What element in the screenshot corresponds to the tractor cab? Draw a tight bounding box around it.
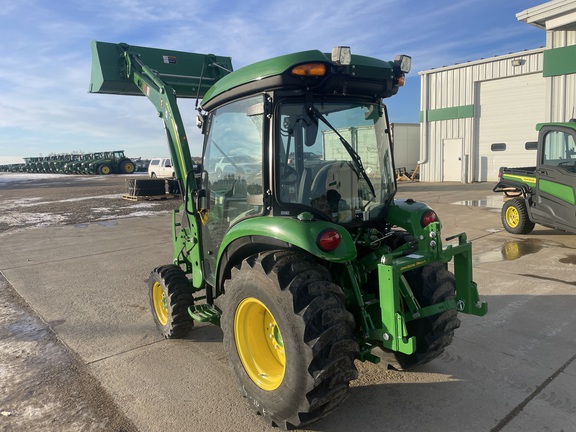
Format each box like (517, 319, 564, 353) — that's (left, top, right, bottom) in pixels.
(196, 49, 407, 285)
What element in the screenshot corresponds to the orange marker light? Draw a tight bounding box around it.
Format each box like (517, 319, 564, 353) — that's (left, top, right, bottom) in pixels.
(291, 63, 327, 77)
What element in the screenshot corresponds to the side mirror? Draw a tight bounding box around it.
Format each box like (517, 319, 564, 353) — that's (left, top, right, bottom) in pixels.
(305, 118, 318, 147)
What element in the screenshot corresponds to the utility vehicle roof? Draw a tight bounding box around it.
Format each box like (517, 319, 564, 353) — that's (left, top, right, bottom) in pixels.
(536, 121, 576, 131)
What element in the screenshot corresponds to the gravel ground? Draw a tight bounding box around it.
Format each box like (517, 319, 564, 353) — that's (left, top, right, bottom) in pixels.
(0, 173, 179, 431)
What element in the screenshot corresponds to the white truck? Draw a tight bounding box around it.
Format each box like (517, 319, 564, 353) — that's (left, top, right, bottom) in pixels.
(148, 157, 174, 178)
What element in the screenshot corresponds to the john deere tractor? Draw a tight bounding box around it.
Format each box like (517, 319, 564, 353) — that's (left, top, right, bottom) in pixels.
(90, 41, 487, 429)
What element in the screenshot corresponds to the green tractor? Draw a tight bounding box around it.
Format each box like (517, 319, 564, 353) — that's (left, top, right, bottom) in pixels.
(63, 154, 89, 174)
(87, 150, 136, 175)
(90, 41, 487, 429)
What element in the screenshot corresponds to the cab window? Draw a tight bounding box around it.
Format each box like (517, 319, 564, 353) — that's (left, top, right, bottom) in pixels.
(543, 130, 576, 171)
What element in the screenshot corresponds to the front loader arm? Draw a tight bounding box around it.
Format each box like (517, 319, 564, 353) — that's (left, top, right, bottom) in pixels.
(89, 40, 233, 188)
(89, 40, 233, 288)
(122, 52, 194, 185)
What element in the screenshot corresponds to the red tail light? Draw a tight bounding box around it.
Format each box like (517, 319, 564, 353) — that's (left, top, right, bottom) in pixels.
(317, 229, 341, 252)
(421, 210, 438, 227)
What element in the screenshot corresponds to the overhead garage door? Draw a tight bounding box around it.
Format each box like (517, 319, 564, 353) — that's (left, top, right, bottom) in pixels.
(477, 73, 545, 181)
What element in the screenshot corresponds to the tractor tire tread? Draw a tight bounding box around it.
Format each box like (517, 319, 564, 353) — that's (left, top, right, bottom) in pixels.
(148, 265, 194, 339)
(221, 250, 358, 430)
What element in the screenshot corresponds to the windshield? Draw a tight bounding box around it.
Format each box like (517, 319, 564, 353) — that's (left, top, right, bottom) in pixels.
(277, 101, 395, 223)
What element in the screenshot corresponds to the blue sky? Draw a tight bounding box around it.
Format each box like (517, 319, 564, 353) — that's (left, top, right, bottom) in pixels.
(0, 0, 545, 164)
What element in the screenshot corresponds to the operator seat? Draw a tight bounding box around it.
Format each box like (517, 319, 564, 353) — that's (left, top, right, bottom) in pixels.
(309, 161, 358, 219)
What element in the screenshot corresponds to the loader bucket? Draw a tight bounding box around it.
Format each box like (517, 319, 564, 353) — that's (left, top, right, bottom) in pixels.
(89, 40, 233, 99)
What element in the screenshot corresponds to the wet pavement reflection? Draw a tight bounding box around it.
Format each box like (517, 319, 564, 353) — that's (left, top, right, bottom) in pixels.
(475, 238, 568, 264)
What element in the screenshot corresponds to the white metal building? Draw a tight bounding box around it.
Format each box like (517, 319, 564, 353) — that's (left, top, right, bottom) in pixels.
(419, 0, 576, 182)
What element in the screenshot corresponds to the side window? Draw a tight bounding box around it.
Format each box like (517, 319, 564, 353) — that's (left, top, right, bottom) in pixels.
(543, 130, 576, 169)
(203, 95, 264, 226)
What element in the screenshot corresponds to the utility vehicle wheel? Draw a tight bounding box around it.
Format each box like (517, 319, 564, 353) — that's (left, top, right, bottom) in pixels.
(98, 164, 111, 175)
(385, 262, 461, 370)
(502, 198, 535, 234)
(220, 250, 358, 430)
(148, 265, 194, 338)
(120, 160, 136, 174)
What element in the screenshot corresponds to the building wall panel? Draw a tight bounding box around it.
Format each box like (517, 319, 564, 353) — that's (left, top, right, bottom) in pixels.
(419, 49, 544, 182)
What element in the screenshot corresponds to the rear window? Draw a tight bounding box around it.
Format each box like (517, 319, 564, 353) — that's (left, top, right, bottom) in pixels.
(150, 160, 160, 166)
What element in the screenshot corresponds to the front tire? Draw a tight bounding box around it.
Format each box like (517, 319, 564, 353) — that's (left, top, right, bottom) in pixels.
(120, 160, 136, 174)
(98, 164, 111, 175)
(220, 250, 358, 430)
(502, 198, 535, 234)
(148, 265, 194, 338)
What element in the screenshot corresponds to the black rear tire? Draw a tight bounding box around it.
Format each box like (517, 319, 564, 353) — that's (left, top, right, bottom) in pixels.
(502, 198, 535, 234)
(148, 265, 194, 338)
(219, 250, 358, 430)
(383, 262, 461, 370)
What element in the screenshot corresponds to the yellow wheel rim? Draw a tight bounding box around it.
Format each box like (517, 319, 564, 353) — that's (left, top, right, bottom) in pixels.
(152, 282, 169, 326)
(234, 298, 285, 391)
(101, 166, 111, 175)
(505, 205, 519, 228)
(124, 163, 135, 173)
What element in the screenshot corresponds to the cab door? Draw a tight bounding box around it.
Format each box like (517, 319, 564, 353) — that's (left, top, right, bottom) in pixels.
(533, 126, 576, 232)
(200, 95, 266, 286)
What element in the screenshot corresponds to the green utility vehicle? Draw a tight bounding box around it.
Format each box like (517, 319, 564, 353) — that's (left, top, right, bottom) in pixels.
(494, 121, 576, 234)
(90, 41, 487, 429)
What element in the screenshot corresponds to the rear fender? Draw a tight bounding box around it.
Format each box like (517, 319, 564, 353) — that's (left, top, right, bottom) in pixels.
(386, 199, 441, 248)
(215, 216, 356, 288)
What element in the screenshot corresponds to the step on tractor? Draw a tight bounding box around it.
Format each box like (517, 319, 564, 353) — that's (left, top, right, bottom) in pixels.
(90, 41, 487, 429)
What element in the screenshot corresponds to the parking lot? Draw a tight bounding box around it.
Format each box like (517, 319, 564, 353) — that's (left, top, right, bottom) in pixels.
(0, 175, 575, 431)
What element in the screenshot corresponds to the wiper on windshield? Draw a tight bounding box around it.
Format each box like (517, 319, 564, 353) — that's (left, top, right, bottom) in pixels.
(307, 106, 376, 197)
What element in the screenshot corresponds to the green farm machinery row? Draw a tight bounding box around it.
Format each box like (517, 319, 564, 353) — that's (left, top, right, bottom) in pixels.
(0, 150, 135, 175)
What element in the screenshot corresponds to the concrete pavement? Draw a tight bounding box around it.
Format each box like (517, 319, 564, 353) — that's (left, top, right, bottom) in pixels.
(1, 182, 575, 431)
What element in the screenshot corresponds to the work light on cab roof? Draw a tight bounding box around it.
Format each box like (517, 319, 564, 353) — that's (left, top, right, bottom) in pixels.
(290, 46, 411, 86)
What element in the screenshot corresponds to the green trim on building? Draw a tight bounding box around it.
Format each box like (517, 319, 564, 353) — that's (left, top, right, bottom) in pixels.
(539, 179, 576, 205)
(543, 45, 576, 77)
(419, 105, 474, 122)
